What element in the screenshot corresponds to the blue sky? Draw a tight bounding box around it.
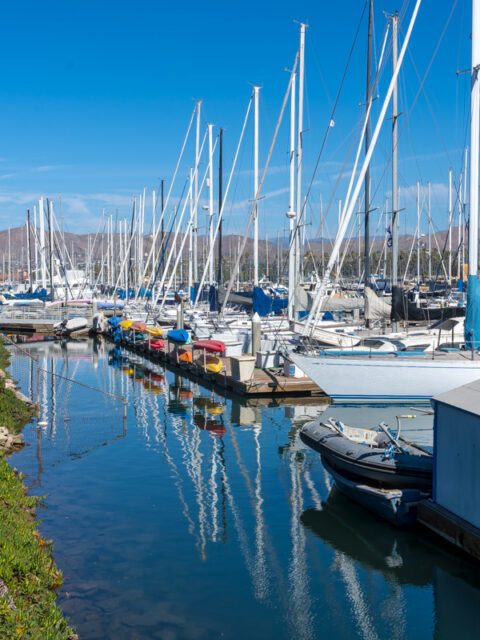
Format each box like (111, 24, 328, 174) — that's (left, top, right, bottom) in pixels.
(0, 0, 473, 241)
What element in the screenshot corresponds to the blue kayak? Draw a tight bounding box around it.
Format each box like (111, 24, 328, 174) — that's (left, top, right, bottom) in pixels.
(167, 329, 190, 344)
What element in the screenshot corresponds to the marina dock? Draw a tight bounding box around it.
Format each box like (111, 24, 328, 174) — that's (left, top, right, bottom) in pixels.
(110, 335, 326, 399)
(0, 318, 58, 334)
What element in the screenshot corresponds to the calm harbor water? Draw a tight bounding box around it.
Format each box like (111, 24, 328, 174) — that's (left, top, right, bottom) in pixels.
(6, 338, 480, 640)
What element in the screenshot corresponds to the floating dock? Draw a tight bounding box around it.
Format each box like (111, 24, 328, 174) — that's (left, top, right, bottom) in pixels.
(418, 500, 480, 561)
(0, 318, 58, 334)
(111, 336, 326, 399)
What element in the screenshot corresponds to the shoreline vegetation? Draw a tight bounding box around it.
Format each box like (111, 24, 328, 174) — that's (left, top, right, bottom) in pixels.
(0, 337, 77, 639)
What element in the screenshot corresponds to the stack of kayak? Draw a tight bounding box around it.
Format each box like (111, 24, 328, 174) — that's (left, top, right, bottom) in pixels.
(167, 329, 193, 364)
(193, 339, 225, 374)
(146, 327, 164, 352)
(300, 416, 433, 526)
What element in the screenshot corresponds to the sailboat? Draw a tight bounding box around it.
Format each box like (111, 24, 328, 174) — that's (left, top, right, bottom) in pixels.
(290, 0, 480, 402)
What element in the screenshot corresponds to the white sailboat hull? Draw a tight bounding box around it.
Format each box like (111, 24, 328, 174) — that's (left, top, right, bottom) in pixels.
(289, 353, 480, 402)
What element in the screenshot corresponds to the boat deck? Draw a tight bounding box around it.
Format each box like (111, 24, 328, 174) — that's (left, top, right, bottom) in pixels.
(302, 349, 480, 363)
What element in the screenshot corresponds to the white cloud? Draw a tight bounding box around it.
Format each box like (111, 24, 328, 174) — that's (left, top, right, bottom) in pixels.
(32, 165, 58, 172)
(398, 182, 449, 202)
(86, 192, 134, 207)
(62, 196, 91, 216)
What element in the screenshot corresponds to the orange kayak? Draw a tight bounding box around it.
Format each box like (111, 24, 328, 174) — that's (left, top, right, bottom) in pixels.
(178, 349, 193, 363)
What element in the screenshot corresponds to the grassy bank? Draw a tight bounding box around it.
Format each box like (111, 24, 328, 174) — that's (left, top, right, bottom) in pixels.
(0, 338, 76, 639)
(0, 341, 35, 434)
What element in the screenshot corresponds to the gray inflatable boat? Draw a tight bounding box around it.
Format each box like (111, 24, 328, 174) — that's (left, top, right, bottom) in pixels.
(300, 420, 432, 492)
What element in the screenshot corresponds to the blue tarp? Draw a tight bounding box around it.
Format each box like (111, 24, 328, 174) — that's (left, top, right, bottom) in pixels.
(209, 285, 219, 311)
(108, 316, 122, 327)
(13, 288, 49, 300)
(252, 287, 288, 316)
(465, 275, 480, 349)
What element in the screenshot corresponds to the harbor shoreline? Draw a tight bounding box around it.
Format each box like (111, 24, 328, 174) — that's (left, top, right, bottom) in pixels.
(0, 337, 77, 639)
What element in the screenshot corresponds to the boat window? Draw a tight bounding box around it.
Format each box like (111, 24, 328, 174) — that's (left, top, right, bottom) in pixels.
(359, 339, 384, 349)
(405, 344, 429, 352)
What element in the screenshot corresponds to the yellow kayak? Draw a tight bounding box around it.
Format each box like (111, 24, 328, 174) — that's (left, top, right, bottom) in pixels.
(146, 326, 163, 337)
(206, 401, 224, 416)
(197, 355, 223, 374)
(119, 319, 133, 329)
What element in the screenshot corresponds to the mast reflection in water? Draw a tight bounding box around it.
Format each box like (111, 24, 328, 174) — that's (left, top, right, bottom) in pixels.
(6, 339, 480, 640)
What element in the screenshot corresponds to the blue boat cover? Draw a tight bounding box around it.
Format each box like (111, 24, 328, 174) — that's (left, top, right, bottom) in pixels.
(465, 275, 480, 349)
(252, 287, 287, 316)
(209, 285, 219, 311)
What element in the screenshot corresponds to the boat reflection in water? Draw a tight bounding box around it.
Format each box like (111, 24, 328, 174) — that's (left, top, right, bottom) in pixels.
(302, 487, 480, 640)
(5, 339, 480, 640)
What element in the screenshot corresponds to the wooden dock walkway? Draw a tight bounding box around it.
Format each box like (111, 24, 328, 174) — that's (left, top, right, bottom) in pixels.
(0, 318, 58, 334)
(112, 337, 327, 399)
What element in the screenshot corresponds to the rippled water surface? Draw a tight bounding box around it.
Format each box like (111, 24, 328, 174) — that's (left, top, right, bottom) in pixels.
(7, 338, 480, 640)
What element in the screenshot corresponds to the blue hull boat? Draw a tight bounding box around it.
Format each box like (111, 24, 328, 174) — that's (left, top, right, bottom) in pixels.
(322, 459, 426, 526)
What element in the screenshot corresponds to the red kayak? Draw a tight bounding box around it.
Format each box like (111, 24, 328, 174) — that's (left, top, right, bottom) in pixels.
(149, 339, 165, 350)
(193, 339, 226, 354)
(194, 414, 227, 437)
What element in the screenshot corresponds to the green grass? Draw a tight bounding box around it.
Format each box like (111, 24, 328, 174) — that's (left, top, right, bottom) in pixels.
(0, 341, 35, 434)
(0, 338, 76, 639)
(0, 339, 11, 371)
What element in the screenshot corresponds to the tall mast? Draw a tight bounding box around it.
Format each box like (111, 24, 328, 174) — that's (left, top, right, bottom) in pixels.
(448, 169, 452, 284)
(391, 10, 399, 329)
(33, 206, 38, 289)
(295, 23, 306, 286)
(193, 100, 201, 282)
(428, 181, 432, 281)
(320, 194, 324, 274)
(39, 197, 47, 290)
(208, 123, 215, 284)
(277, 231, 280, 283)
(463, 146, 468, 272)
(160, 179, 165, 283)
(188, 168, 194, 296)
(287, 71, 296, 321)
(152, 189, 156, 284)
(336, 201, 341, 278)
(253, 86, 260, 286)
(357, 202, 361, 280)
(458, 180, 462, 279)
(26, 209, 33, 291)
(417, 181, 421, 283)
(47, 199, 54, 302)
(470, 0, 479, 279)
(364, 0, 373, 293)
(265, 233, 269, 280)
(7, 227, 11, 286)
(217, 128, 223, 285)
(466, 0, 480, 349)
